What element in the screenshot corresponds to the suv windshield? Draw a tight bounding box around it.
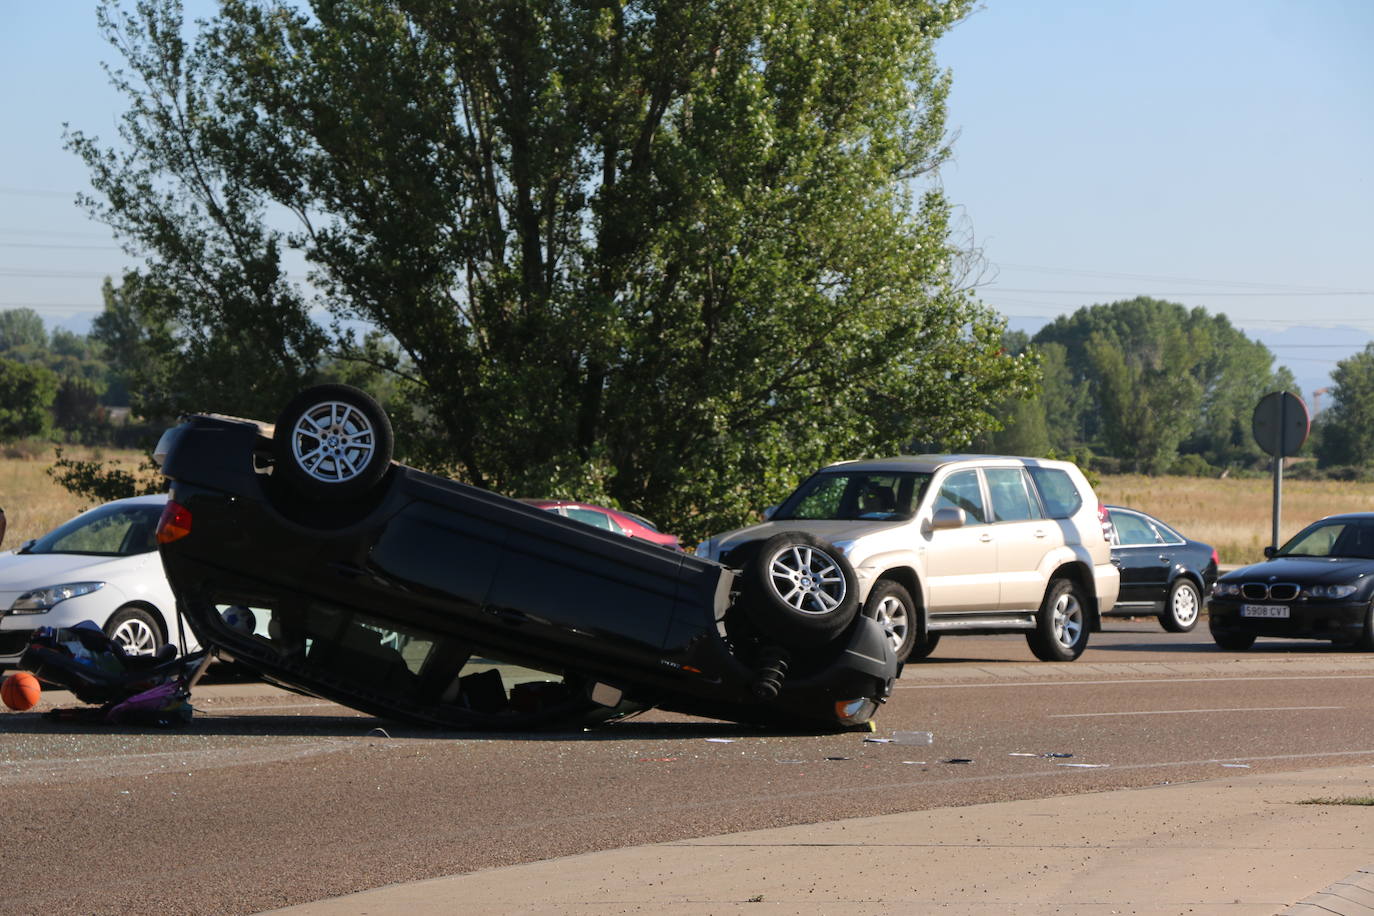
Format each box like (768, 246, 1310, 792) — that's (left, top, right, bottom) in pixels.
(26, 502, 164, 557)
(774, 471, 931, 522)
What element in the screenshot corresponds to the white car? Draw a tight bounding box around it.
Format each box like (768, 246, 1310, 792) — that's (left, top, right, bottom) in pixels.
(0, 494, 198, 669)
(696, 455, 1120, 664)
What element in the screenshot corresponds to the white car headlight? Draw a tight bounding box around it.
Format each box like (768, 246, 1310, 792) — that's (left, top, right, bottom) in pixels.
(8, 581, 106, 614)
(1303, 584, 1358, 600)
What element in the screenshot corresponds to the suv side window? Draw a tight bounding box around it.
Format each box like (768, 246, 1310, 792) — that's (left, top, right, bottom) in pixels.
(1027, 467, 1082, 519)
(985, 468, 1043, 522)
(934, 469, 987, 525)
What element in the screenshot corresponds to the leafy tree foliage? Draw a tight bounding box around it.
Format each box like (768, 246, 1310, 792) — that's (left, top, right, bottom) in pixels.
(1316, 343, 1374, 468)
(69, 0, 1036, 539)
(0, 358, 59, 440)
(1033, 298, 1292, 473)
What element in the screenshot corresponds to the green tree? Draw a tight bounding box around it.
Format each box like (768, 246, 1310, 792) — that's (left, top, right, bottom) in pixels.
(0, 309, 49, 355)
(1033, 298, 1290, 473)
(69, 0, 1035, 540)
(0, 358, 59, 441)
(1316, 343, 1374, 468)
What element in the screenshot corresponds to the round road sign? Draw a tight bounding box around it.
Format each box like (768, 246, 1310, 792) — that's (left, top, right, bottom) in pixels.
(1252, 391, 1309, 457)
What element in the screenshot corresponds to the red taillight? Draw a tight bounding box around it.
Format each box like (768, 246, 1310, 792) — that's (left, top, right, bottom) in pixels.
(1098, 502, 1113, 541)
(156, 500, 193, 544)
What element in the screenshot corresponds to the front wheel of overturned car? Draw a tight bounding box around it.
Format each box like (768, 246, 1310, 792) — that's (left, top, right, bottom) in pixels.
(1159, 578, 1202, 633)
(1026, 578, 1090, 662)
(739, 532, 859, 650)
(274, 384, 394, 501)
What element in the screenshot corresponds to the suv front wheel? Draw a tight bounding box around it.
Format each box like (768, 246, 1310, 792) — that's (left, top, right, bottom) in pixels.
(1027, 578, 1090, 662)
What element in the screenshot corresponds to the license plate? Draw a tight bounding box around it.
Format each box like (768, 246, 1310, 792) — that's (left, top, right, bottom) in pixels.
(1241, 604, 1289, 618)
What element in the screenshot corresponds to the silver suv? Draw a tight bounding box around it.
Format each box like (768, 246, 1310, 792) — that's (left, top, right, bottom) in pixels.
(696, 455, 1120, 663)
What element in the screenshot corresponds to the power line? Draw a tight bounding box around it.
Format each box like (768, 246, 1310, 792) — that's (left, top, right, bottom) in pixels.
(993, 262, 1370, 295)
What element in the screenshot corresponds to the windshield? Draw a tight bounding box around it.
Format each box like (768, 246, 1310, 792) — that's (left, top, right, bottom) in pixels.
(773, 471, 931, 522)
(1278, 520, 1374, 560)
(27, 502, 164, 557)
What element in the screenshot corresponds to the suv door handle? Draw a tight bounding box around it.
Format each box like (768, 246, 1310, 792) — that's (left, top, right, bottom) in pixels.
(979, 533, 993, 543)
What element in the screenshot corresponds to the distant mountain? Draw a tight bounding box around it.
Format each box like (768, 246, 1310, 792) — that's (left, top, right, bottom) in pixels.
(1004, 315, 1373, 415)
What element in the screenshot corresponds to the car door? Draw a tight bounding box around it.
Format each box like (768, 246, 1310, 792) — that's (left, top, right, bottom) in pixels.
(1110, 509, 1172, 603)
(924, 468, 999, 613)
(984, 466, 1064, 611)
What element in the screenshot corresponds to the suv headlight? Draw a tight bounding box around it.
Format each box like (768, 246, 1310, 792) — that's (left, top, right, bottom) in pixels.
(8, 581, 106, 614)
(1213, 583, 1241, 597)
(1303, 584, 1358, 600)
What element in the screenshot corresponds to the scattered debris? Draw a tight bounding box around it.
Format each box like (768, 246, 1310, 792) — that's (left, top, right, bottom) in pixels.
(825, 756, 852, 761)
(1043, 752, 1073, 758)
(1221, 763, 1251, 768)
(944, 758, 973, 764)
(864, 737, 892, 744)
(706, 738, 735, 743)
(891, 730, 934, 746)
(1057, 762, 1108, 768)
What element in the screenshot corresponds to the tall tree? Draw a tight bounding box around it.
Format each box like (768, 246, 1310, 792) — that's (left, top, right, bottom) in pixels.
(69, 0, 1035, 539)
(0, 358, 59, 441)
(1033, 298, 1290, 472)
(1316, 343, 1374, 468)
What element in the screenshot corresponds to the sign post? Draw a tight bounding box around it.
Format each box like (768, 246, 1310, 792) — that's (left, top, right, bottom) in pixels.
(1251, 391, 1311, 552)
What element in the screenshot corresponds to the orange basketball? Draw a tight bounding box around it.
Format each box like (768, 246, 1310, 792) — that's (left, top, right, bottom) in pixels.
(1, 672, 41, 711)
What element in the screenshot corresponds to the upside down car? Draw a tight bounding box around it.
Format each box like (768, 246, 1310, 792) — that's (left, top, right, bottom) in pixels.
(148, 385, 896, 731)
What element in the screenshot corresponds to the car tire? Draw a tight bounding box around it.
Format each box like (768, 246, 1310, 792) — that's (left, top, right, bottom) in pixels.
(864, 580, 915, 663)
(274, 384, 394, 500)
(1026, 578, 1089, 662)
(1158, 578, 1202, 633)
(1210, 627, 1255, 651)
(1352, 603, 1374, 652)
(907, 631, 941, 660)
(105, 606, 164, 658)
(739, 532, 859, 649)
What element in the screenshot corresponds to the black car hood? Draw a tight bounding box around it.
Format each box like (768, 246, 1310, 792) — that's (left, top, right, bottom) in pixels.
(1222, 556, 1374, 585)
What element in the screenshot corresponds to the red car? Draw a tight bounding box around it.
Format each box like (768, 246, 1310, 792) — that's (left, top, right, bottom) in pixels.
(520, 500, 682, 551)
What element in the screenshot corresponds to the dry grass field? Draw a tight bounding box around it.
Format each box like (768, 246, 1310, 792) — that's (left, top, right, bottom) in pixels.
(1097, 473, 1374, 566)
(0, 446, 148, 548)
(1, 449, 1370, 567)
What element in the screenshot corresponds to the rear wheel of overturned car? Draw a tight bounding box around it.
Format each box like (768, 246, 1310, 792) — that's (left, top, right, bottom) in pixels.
(105, 606, 164, 657)
(1158, 578, 1202, 633)
(1026, 578, 1090, 662)
(864, 580, 916, 663)
(274, 384, 394, 500)
(739, 532, 859, 650)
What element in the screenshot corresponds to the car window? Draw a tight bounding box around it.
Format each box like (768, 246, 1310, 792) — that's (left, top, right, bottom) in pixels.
(1111, 511, 1160, 547)
(28, 503, 163, 556)
(1333, 523, 1374, 559)
(1026, 467, 1082, 519)
(1280, 522, 1344, 557)
(775, 472, 930, 521)
(985, 468, 1042, 522)
(933, 469, 987, 525)
(565, 507, 616, 531)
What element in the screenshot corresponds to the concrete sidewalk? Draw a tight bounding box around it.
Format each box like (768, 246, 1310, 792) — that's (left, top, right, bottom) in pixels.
(265, 764, 1374, 915)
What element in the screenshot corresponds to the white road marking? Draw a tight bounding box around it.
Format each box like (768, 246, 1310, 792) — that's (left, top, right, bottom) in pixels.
(1049, 705, 1344, 718)
(897, 674, 1374, 689)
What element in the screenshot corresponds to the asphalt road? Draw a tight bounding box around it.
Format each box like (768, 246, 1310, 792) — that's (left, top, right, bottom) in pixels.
(4, 620, 1373, 916)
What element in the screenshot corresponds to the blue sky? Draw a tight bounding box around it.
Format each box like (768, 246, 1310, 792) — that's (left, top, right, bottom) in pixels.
(2, 1, 1371, 397)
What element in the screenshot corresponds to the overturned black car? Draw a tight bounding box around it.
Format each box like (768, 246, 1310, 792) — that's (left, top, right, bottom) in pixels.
(149, 385, 896, 731)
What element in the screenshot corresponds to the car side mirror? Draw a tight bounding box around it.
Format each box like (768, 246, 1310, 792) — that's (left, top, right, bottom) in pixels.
(762, 505, 777, 520)
(1263, 545, 1277, 559)
(931, 507, 966, 530)
(18, 538, 36, 554)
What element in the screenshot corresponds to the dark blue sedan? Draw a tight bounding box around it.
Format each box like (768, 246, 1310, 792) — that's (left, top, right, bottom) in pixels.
(1208, 513, 1374, 650)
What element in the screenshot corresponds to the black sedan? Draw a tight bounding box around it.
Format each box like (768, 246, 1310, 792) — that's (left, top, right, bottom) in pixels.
(144, 385, 896, 731)
(1107, 506, 1218, 632)
(1208, 513, 1374, 650)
